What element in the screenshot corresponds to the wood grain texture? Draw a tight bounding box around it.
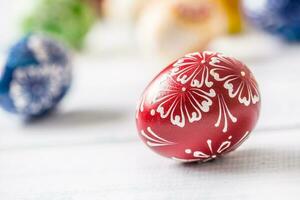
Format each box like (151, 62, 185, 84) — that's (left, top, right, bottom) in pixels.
(0, 130, 299, 200)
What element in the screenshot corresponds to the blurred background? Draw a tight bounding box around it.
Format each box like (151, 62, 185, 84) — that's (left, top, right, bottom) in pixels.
(0, 0, 300, 199)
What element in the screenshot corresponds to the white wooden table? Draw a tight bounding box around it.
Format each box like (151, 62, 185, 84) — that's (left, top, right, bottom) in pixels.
(1, 2, 300, 198)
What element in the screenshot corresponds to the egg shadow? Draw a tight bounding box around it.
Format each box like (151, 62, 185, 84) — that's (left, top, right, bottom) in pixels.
(175, 147, 300, 175)
(22, 108, 128, 130)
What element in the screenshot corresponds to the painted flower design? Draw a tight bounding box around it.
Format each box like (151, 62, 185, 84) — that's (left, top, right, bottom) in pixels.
(141, 127, 176, 147)
(172, 157, 202, 163)
(10, 64, 69, 115)
(179, 131, 250, 162)
(151, 76, 216, 128)
(215, 95, 237, 133)
(171, 51, 217, 88)
(224, 131, 250, 153)
(209, 54, 260, 106)
(184, 135, 233, 162)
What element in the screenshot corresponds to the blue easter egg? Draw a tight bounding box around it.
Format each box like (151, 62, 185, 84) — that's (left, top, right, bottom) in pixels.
(242, 0, 300, 41)
(0, 34, 72, 117)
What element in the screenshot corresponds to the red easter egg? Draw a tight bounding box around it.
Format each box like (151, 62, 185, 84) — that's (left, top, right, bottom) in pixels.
(136, 51, 261, 162)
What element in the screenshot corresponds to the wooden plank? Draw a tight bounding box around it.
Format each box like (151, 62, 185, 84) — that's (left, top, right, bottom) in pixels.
(0, 129, 299, 200)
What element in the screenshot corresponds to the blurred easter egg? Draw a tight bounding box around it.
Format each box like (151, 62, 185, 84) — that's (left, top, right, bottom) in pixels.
(102, 0, 150, 23)
(85, 0, 104, 16)
(0, 34, 72, 117)
(23, 0, 96, 49)
(242, 0, 300, 41)
(136, 0, 227, 61)
(219, 0, 243, 34)
(136, 51, 261, 162)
